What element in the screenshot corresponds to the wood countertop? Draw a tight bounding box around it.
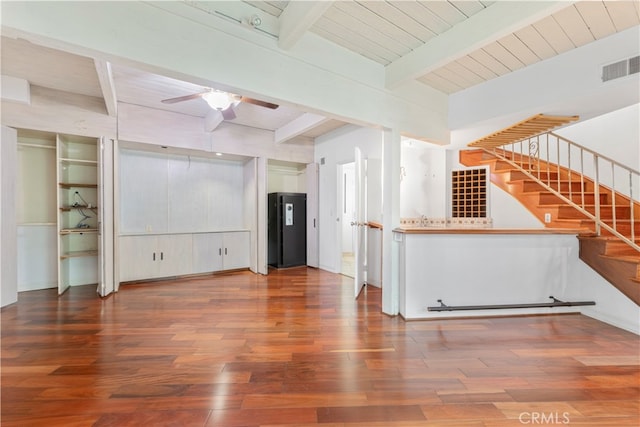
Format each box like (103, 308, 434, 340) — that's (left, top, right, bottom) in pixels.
(394, 227, 593, 235)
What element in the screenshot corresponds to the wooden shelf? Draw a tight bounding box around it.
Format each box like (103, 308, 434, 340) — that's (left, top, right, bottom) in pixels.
(60, 228, 98, 235)
(59, 183, 98, 189)
(60, 250, 98, 260)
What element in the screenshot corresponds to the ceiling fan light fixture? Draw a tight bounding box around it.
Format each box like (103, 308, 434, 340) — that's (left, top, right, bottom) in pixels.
(203, 90, 232, 110)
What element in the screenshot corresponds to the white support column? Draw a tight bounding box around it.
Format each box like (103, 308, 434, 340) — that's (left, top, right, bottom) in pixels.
(382, 128, 401, 315)
(257, 157, 268, 275)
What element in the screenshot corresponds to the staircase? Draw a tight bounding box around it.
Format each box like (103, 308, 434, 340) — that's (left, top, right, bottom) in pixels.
(460, 148, 640, 306)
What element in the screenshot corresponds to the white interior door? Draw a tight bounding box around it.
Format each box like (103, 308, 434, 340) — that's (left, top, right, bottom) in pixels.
(306, 163, 319, 268)
(56, 135, 69, 296)
(97, 137, 114, 297)
(354, 147, 366, 298)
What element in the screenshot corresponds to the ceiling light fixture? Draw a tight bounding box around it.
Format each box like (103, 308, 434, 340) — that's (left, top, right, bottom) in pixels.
(250, 15, 262, 27)
(203, 90, 232, 110)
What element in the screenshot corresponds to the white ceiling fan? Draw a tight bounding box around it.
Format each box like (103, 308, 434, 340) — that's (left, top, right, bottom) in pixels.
(161, 89, 278, 120)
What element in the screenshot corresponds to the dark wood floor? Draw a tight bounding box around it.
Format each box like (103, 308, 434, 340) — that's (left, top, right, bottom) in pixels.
(2, 268, 639, 426)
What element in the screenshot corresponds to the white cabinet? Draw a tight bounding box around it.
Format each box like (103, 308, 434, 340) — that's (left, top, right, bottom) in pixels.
(191, 231, 250, 274)
(192, 233, 223, 274)
(221, 231, 250, 270)
(120, 231, 249, 283)
(119, 234, 192, 282)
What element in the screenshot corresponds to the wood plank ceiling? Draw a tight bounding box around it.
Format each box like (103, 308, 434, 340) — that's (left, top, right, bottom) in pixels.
(245, 1, 640, 95)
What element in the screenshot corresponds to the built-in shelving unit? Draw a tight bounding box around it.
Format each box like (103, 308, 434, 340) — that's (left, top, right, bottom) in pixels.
(57, 135, 100, 294)
(452, 168, 487, 218)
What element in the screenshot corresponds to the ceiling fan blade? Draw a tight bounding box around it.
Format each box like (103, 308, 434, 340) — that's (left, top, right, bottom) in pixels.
(240, 96, 279, 109)
(161, 91, 209, 104)
(221, 106, 236, 120)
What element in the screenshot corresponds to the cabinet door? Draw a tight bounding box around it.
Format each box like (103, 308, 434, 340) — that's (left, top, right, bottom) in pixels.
(222, 231, 250, 270)
(157, 234, 192, 278)
(119, 235, 158, 281)
(192, 233, 223, 274)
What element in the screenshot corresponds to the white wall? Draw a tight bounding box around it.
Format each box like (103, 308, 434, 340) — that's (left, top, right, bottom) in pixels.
(314, 125, 383, 273)
(556, 103, 639, 170)
(490, 186, 543, 229)
(119, 148, 245, 235)
(400, 141, 447, 219)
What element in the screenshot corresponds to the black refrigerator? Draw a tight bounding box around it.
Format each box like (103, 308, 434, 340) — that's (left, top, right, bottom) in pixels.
(268, 192, 307, 268)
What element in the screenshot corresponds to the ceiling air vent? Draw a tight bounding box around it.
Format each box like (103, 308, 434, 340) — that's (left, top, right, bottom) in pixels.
(602, 55, 640, 82)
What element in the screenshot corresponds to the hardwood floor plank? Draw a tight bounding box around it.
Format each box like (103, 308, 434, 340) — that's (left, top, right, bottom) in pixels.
(2, 268, 638, 426)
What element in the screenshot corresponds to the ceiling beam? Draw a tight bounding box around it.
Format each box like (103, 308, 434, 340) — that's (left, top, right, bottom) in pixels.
(275, 112, 329, 144)
(94, 59, 117, 116)
(278, 1, 333, 50)
(385, 1, 573, 89)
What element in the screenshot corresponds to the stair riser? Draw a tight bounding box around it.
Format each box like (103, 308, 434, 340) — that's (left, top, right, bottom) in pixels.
(555, 205, 632, 219)
(506, 170, 563, 182)
(523, 181, 584, 193)
(604, 242, 640, 257)
(537, 193, 609, 206)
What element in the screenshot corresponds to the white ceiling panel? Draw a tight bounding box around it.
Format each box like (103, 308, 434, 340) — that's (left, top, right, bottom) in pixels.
(514, 26, 557, 61)
(605, 1, 640, 32)
(312, 19, 398, 64)
(467, 49, 511, 77)
(552, 5, 596, 48)
(357, 1, 437, 43)
(390, 1, 451, 35)
(322, 6, 412, 58)
(455, 56, 499, 81)
(575, 1, 617, 40)
(332, 1, 423, 50)
(421, 1, 468, 26)
(450, 1, 486, 17)
(498, 34, 540, 66)
(532, 15, 576, 55)
(482, 41, 526, 72)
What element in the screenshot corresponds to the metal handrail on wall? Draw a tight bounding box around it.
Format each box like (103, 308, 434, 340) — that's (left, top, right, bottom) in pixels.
(484, 132, 639, 252)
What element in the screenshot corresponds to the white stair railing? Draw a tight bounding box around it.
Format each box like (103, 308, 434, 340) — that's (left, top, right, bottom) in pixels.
(484, 132, 639, 252)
